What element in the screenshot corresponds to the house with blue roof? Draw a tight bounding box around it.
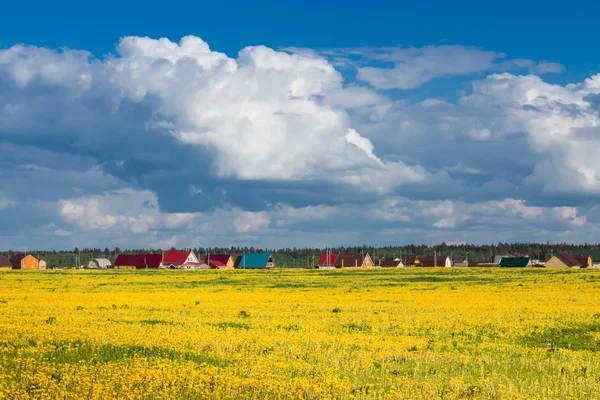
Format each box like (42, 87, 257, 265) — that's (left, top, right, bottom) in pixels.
(234, 253, 276, 269)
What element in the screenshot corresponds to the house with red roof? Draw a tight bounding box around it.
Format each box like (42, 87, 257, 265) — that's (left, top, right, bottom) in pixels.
(204, 254, 234, 269)
(114, 254, 162, 269)
(161, 249, 201, 269)
(317, 253, 338, 268)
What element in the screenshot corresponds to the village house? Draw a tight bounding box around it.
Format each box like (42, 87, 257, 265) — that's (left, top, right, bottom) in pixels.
(418, 255, 452, 267)
(234, 253, 276, 269)
(401, 254, 419, 266)
(335, 253, 374, 268)
(576, 250, 600, 267)
(377, 257, 404, 267)
(38, 260, 47, 270)
(575, 255, 593, 268)
(545, 252, 583, 269)
(0, 256, 13, 270)
(452, 259, 468, 267)
(9, 253, 39, 270)
(88, 258, 112, 268)
(499, 257, 531, 267)
(317, 253, 338, 269)
(204, 254, 234, 269)
(114, 254, 162, 269)
(161, 249, 202, 269)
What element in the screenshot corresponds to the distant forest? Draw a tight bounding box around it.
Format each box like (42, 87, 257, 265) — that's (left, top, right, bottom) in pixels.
(2, 242, 600, 268)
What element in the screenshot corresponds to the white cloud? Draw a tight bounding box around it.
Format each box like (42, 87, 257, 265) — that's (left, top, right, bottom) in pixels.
(0, 36, 426, 192)
(0, 198, 16, 210)
(367, 197, 587, 231)
(355, 45, 502, 89)
(231, 211, 271, 233)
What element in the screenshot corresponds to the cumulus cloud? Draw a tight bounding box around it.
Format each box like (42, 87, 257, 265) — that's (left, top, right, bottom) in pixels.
(0, 36, 428, 193)
(3, 35, 600, 249)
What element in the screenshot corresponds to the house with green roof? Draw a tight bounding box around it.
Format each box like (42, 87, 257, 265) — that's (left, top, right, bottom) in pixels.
(499, 257, 531, 267)
(234, 253, 275, 269)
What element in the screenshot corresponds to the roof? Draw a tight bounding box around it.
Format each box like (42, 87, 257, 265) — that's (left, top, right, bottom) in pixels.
(419, 255, 450, 266)
(233, 255, 242, 268)
(555, 252, 582, 267)
(114, 254, 162, 268)
(0, 256, 12, 268)
(204, 254, 232, 267)
(93, 258, 111, 267)
(335, 254, 364, 267)
(9, 253, 37, 262)
(318, 253, 338, 266)
(401, 255, 418, 265)
(378, 258, 402, 267)
(163, 250, 193, 264)
(237, 253, 273, 268)
(574, 256, 591, 268)
(468, 260, 492, 267)
(575, 249, 600, 262)
(499, 257, 530, 267)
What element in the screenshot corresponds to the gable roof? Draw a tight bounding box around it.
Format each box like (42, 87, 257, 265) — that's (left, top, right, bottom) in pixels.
(419, 255, 450, 266)
(575, 249, 600, 262)
(92, 258, 112, 268)
(9, 253, 37, 262)
(318, 253, 338, 266)
(574, 256, 591, 268)
(335, 254, 365, 267)
(233, 255, 242, 269)
(499, 257, 530, 267)
(401, 254, 418, 265)
(204, 254, 232, 267)
(378, 258, 402, 267)
(237, 253, 273, 268)
(0, 256, 12, 268)
(556, 252, 582, 267)
(163, 250, 193, 264)
(114, 254, 162, 268)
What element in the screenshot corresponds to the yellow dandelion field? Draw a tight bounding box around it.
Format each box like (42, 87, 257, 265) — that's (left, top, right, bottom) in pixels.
(0, 268, 599, 399)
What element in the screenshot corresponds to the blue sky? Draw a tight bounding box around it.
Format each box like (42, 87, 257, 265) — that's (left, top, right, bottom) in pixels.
(2, 0, 600, 249)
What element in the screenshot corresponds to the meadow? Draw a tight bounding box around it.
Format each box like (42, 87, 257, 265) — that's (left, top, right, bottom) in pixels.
(0, 268, 599, 399)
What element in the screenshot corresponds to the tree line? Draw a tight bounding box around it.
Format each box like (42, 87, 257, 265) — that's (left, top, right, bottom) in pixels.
(2, 242, 599, 268)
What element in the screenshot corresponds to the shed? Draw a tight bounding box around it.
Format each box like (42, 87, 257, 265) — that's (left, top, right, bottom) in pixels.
(204, 254, 234, 269)
(317, 253, 339, 268)
(114, 254, 162, 269)
(235, 253, 275, 269)
(499, 257, 531, 268)
(9, 253, 39, 270)
(545, 252, 581, 269)
(88, 258, 112, 268)
(38, 260, 47, 270)
(419, 255, 452, 267)
(0, 256, 12, 270)
(452, 259, 468, 267)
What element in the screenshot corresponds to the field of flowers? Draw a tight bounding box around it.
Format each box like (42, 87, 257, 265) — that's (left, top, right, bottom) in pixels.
(0, 268, 599, 399)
